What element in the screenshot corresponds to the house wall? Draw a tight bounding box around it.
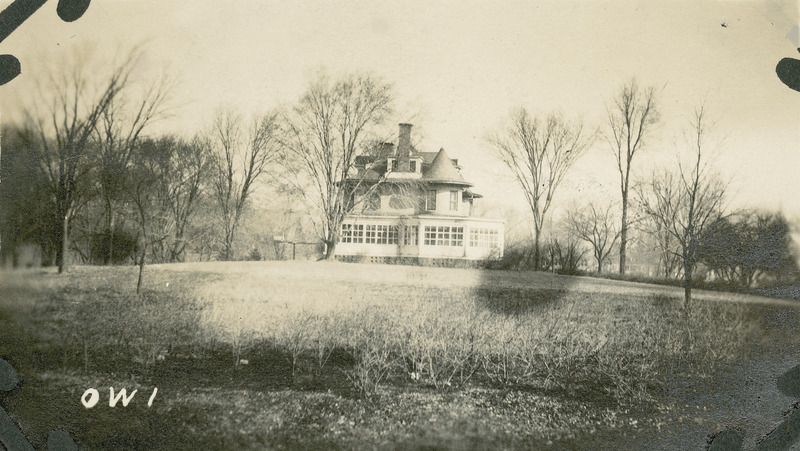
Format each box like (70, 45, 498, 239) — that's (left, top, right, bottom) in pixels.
(421, 184, 470, 217)
(337, 215, 504, 260)
(352, 183, 471, 218)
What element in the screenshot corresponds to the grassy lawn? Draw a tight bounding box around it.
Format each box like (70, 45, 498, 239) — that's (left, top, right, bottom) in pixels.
(1, 261, 797, 449)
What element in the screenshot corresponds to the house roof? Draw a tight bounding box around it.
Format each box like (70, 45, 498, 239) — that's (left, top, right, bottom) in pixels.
(349, 145, 471, 187)
(422, 148, 471, 186)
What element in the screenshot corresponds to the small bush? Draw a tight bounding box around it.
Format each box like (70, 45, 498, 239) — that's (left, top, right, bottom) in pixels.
(246, 247, 263, 261)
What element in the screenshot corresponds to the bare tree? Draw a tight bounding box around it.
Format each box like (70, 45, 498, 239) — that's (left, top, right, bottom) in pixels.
(22, 48, 141, 272)
(488, 108, 593, 270)
(604, 79, 660, 275)
(637, 106, 726, 307)
(279, 71, 394, 260)
(633, 175, 682, 279)
(95, 54, 174, 265)
(135, 135, 211, 263)
(208, 109, 280, 261)
(565, 201, 621, 273)
(126, 140, 174, 293)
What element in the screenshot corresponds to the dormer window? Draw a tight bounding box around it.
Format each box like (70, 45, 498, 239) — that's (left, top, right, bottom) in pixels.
(409, 160, 417, 173)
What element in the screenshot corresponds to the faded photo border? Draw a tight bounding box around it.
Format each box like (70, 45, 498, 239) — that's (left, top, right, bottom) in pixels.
(1, 1, 800, 450)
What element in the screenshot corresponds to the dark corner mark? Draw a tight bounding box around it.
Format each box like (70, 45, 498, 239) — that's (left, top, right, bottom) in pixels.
(776, 55, 800, 93)
(707, 364, 800, 450)
(0, 0, 92, 85)
(776, 26, 800, 93)
(0, 358, 78, 451)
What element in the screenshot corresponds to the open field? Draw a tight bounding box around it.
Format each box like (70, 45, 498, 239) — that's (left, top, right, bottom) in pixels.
(1, 261, 799, 449)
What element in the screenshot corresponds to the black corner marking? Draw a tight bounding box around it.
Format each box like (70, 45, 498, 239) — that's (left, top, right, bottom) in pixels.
(0, 358, 78, 450)
(0, 358, 19, 392)
(0, 54, 21, 85)
(0, 0, 92, 85)
(48, 429, 79, 451)
(708, 429, 743, 451)
(708, 364, 800, 450)
(0, 0, 47, 42)
(776, 57, 800, 93)
(56, 0, 90, 23)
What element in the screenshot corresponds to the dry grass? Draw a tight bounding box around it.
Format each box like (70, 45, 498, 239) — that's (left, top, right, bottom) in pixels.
(0, 261, 788, 449)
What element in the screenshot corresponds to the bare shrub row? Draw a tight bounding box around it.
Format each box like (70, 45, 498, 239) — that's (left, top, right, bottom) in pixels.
(35, 286, 754, 405)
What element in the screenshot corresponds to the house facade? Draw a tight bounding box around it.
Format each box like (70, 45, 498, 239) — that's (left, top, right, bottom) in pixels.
(336, 123, 504, 264)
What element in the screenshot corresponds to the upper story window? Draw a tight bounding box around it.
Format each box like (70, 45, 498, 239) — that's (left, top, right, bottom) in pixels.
(390, 159, 398, 172)
(450, 190, 459, 211)
(367, 193, 380, 211)
(425, 190, 437, 211)
(409, 160, 417, 172)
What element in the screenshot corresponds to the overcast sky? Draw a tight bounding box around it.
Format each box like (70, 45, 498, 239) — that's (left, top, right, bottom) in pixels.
(2, 0, 799, 222)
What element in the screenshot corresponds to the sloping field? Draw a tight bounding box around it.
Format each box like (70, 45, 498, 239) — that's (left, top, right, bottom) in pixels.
(1, 261, 798, 450)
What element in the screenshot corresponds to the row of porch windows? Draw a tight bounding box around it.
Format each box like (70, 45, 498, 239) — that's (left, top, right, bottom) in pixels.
(341, 224, 418, 245)
(423, 226, 464, 246)
(341, 223, 498, 248)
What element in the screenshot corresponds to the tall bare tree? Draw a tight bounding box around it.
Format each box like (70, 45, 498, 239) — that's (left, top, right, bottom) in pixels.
(95, 54, 174, 265)
(565, 201, 621, 273)
(605, 79, 659, 275)
(134, 135, 211, 263)
(279, 71, 394, 260)
(22, 48, 142, 272)
(208, 109, 280, 261)
(489, 108, 593, 270)
(637, 106, 726, 307)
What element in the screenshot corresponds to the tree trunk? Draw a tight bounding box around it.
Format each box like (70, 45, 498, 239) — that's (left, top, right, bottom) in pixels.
(683, 260, 692, 310)
(58, 212, 69, 273)
(136, 249, 145, 294)
(597, 258, 603, 274)
(324, 239, 337, 260)
(223, 221, 237, 261)
(619, 194, 628, 275)
(104, 197, 114, 265)
(108, 217, 115, 265)
(533, 227, 541, 271)
(323, 219, 340, 260)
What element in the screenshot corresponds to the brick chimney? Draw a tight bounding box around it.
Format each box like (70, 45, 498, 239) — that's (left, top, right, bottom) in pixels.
(396, 123, 412, 172)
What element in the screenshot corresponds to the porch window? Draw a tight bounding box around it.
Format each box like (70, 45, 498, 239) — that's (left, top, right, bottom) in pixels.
(404, 225, 418, 246)
(341, 223, 364, 243)
(469, 227, 499, 248)
(423, 226, 465, 246)
(365, 225, 377, 243)
(374, 225, 397, 244)
(387, 226, 399, 245)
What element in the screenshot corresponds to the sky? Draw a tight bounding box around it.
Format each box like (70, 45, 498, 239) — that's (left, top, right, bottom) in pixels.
(2, 0, 799, 226)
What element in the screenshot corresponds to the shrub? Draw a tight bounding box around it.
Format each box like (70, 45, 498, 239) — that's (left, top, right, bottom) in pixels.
(342, 307, 398, 394)
(246, 247, 263, 261)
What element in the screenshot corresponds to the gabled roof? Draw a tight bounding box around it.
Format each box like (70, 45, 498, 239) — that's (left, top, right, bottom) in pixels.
(423, 148, 471, 186)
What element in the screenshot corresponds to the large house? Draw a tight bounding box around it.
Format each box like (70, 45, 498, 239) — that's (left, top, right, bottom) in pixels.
(336, 123, 504, 264)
